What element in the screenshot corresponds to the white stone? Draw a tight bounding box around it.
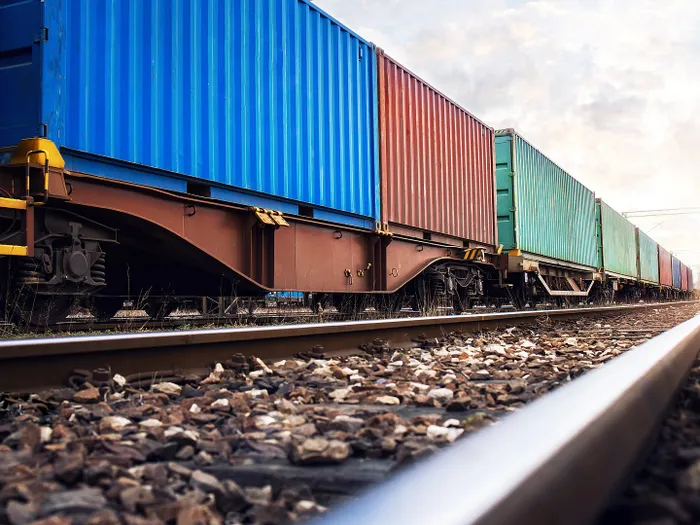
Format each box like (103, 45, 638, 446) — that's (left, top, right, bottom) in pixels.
(393, 425, 408, 436)
(40, 427, 53, 443)
(102, 416, 132, 431)
(565, 337, 578, 346)
(164, 426, 184, 438)
(189, 404, 202, 414)
(211, 398, 230, 408)
(476, 369, 490, 378)
(255, 415, 277, 429)
(485, 344, 506, 355)
(349, 374, 364, 383)
(139, 419, 163, 428)
(214, 363, 225, 373)
(329, 388, 353, 401)
(152, 382, 182, 396)
(446, 428, 465, 442)
(254, 358, 273, 375)
(427, 388, 454, 402)
(376, 395, 400, 405)
(248, 370, 265, 379)
(520, 340, 536, 349)
(112, 374, 127, 387)
(246, 389, 269, 398)
(442, 418, 461, 427)
(427, 425, 449, 440)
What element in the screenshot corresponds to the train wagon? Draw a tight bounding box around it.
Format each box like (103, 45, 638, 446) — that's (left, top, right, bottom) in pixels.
(0, 0, 503, 323)
(1, 0, 381, 230)
(659, 245, 674, 289)
(681, 263, 689, 291)
(689, 267, 695, 292)
(375, 49, 497, 312)
(495, 129, 600, 300)
(635, 228, 659, 285)
(672, 257, 682, 289)
(596, 199, 639, 297)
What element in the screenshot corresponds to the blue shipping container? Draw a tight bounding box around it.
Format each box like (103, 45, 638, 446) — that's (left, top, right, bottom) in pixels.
(672, 257, 682, 289)
(0, 0, 380, 228)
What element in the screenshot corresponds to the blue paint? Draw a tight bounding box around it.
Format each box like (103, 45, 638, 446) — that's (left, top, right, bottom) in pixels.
(0, 0, 380, 228)
(672, 257, 682, 289)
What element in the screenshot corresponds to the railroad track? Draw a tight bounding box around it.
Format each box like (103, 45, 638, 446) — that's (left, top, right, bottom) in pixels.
(0, 302, 698, 525)
(0, 302, 695, 393)
(311, 303, 700, 525)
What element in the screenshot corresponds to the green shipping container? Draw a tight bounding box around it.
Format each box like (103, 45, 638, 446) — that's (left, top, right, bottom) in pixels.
(495, 130, 598, 268)
(636, 228, 660, 284)
(597, 200, 638, 279)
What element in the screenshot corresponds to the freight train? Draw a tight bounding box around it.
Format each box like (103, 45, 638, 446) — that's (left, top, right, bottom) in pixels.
(0, 0, 693, 325)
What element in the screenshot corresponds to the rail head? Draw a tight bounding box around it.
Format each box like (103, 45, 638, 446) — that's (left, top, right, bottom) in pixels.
(309, 312, 700, 525)
(0, 302, 692, 360)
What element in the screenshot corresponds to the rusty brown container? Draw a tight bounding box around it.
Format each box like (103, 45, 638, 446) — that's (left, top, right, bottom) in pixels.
(658, 245, 673, 287)
(377, 50, 497, 248)
(682, 263, 689, 291)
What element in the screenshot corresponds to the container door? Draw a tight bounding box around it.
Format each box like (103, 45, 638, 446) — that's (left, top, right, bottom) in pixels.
(495, 136, 516, 250)
(0, 0, 44, 146)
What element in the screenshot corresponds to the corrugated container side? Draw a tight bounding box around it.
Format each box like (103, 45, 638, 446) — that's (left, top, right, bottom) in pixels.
(672, 257, 682, 289)
(377, 51, 496, 246)
(3, 0, 381, 225)
(681, 263, 689, 291)
(658, 245, 673, 287)
(636, 228, 659, 284)
(495, 131, 597, 268)
(689, 267, 695, 291)
(599, 200, 638, 279)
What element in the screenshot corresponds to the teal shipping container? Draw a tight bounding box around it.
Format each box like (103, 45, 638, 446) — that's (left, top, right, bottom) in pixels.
(636, 228, 660, 284)
(495, 130, 598, 268)
(597, 200, 638, 279)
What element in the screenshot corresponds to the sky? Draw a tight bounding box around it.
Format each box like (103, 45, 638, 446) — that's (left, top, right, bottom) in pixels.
(315, 0, 700, 282)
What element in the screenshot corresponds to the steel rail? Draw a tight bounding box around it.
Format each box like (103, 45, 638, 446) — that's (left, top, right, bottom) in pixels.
(310, 308, 700, 525)
(0, 302, 693, 392)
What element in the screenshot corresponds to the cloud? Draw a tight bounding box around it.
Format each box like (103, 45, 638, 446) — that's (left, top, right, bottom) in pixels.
(315, 0, 700, 276)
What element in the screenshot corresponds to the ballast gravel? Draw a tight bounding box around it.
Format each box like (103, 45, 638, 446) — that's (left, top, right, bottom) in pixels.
(0, 304, 698, 525)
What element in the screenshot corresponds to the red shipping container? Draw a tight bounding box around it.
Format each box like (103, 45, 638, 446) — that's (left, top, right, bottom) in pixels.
(377, 50, 497, 248)
(658, 245, 673, 287)
(682, 263, 689, 291)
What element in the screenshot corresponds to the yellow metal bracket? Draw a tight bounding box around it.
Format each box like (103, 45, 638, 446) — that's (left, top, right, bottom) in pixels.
(9, 138, 65, 169)
(252, 207, 290, 227)
(375, 223, 393, 237)
(0, 245, 28, 257)
(0, 197, 27, 211)
(462, 247, 486, 261)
